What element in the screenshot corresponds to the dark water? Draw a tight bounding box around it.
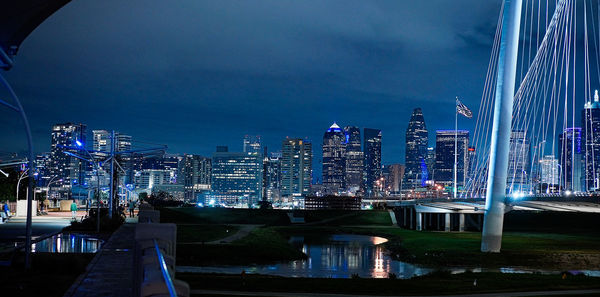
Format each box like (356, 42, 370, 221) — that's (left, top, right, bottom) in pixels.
(178, 234, 432, 278)
(177, 233, 600, 279)
(32, 233, 102, 253)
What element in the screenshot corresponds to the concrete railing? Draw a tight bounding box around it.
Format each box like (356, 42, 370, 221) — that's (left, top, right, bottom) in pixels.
(134, 203, 189, 297)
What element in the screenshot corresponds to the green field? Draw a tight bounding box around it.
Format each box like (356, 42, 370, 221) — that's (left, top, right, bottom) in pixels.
(161, 207, 290, 225)
(181, 271, 600, 296)
(177, 227, 305, 266)
(162, 207, 600, 269)
(177, 224, 240, 243)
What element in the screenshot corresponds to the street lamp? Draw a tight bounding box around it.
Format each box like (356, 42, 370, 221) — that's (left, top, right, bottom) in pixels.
(46, 176, 63, 207)
(16, 168, 29, 201)
(74, 140, 102, 232)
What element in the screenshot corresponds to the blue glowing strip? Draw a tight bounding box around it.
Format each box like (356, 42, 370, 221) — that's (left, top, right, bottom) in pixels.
(154, 239, 177, 297)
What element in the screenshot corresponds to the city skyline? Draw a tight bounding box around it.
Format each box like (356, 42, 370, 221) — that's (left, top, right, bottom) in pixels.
(0, 0, 502, 167)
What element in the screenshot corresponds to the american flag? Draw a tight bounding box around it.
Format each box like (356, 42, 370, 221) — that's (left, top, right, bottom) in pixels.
(456, 98, 473, 118)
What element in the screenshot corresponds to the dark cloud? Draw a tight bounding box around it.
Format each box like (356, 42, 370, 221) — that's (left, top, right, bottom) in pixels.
(1, 0, 503, 177)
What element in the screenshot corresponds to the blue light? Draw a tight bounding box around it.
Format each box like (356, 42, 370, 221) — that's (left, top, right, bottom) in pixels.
(76, 140, 83, 147)
(208, 199, 216, 207)
(196, 202, 204, 207)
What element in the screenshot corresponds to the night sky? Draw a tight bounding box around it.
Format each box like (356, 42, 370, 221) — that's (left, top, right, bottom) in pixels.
(1, 0, 502, 174)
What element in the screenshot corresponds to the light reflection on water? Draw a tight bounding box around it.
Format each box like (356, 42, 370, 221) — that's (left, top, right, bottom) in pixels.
(32, 233, 102, 253)
(178, 234, 432, 279)
(177, 233, 600, 279)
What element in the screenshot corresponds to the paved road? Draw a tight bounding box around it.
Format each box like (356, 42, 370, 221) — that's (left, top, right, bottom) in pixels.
(190, 289, 600, 297)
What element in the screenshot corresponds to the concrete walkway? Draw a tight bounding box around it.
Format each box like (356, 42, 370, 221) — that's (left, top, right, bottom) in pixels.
(63, 223, 136, 297)
(190, 289, 600, 297)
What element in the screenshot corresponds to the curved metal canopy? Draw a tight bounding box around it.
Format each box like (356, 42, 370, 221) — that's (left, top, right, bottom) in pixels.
(0, 0, 71, 70)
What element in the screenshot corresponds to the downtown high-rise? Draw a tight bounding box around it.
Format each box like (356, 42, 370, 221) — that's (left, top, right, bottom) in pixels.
(507, 130, 530, 194)
(434, 130, 469, 191)
(281, 138, 312, 198)
(322, 123, 346, 194)
(181, 154, 211, 201)
(211, 147, 263, 205)
(364, 128, 382, 197)
(404, 108, 429, 189)
(559, 127, 583, 192)
(344, 126, 363, 194)
(48, 123, 87, 199)
(582, 90, 600, 191)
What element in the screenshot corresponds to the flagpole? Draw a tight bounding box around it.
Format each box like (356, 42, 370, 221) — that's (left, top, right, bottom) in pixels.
(454, 97, 458, 199)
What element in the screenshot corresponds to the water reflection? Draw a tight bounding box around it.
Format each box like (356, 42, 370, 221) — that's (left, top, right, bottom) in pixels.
(178, 234, 432, 279)
(32, 233, 102, 253)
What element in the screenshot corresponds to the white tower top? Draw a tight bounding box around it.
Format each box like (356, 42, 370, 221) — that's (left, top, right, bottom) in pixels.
(595, 90, 599, 102)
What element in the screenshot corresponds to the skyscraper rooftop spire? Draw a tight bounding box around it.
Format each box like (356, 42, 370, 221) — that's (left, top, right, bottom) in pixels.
(327, 122, 342, 132)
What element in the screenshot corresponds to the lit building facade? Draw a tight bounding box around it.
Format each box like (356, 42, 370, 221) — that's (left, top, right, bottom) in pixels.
(434, 130, 469, 190)
(243, 135, 262, 154)
(322, 123, 346, 194)
(211, 149, 263, 206)
(364, 128, 382, 197)
(539, 155, 559, 190)
(48, 123, 87, 199)
(263, 151, 283, 202)
(344, 126, 363, 194)
(404, 108, 429, 189)
(559, 127, 583, 192)
(507, 130, 530, 194)
(582, 90, 600, 191)
(281, 138, 312, 198)
(181, 154, 211, 201)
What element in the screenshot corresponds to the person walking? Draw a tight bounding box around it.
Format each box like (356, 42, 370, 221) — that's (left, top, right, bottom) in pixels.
(70, 200, 78, 220)
(2, 201, 10, 221)
(128, 200, 136, 218)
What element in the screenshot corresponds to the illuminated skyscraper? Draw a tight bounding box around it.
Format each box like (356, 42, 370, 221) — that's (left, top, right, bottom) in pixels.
(560, 127, 583, 192)
(181, 154, 211, 201)
(344, 126, 363, 193)
(48, 123, 87, 199)
(211, 149, 262, 206)
(540, 155, 559, 190)
(281, 138, 312, 198)
(582, 90, 600, 190)
(404, 108, 428, 189)
(322, 123, 346, 194)
(507, 130, 530, 194)
(243, 135, 262, 154)
(364, 128, 382, 197)
(434, 130, 469, 190)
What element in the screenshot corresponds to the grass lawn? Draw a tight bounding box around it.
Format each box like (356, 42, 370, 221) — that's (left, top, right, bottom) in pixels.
(177, 227, 305, 266)
(161, 207, 290, 225)
(270, 226, 600, 270)
(177, 224, 240, 243)
(300, 209, 392, 225)
(362, 228, 600, 269)
(181, 271, 600, 296)
(0, 253, 94, 297)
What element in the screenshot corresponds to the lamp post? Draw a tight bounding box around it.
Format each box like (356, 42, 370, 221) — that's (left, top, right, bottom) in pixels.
(16, 169, 29, 201)
(75, 140, 102, 232)
(46, 176, 62, 207)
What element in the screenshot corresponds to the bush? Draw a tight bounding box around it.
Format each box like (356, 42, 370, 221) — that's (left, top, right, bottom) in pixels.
(64, 213, 124, 233)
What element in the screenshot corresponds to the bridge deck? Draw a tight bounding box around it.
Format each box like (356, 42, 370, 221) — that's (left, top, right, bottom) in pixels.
(64, 223, 136, 297)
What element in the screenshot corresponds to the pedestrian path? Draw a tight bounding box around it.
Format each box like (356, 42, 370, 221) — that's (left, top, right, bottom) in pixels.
(206, 224, 261, 244)
(63, 223, 136, 297)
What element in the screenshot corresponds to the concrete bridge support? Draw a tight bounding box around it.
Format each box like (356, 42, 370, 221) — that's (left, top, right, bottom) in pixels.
(482, 0, 522, 253)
